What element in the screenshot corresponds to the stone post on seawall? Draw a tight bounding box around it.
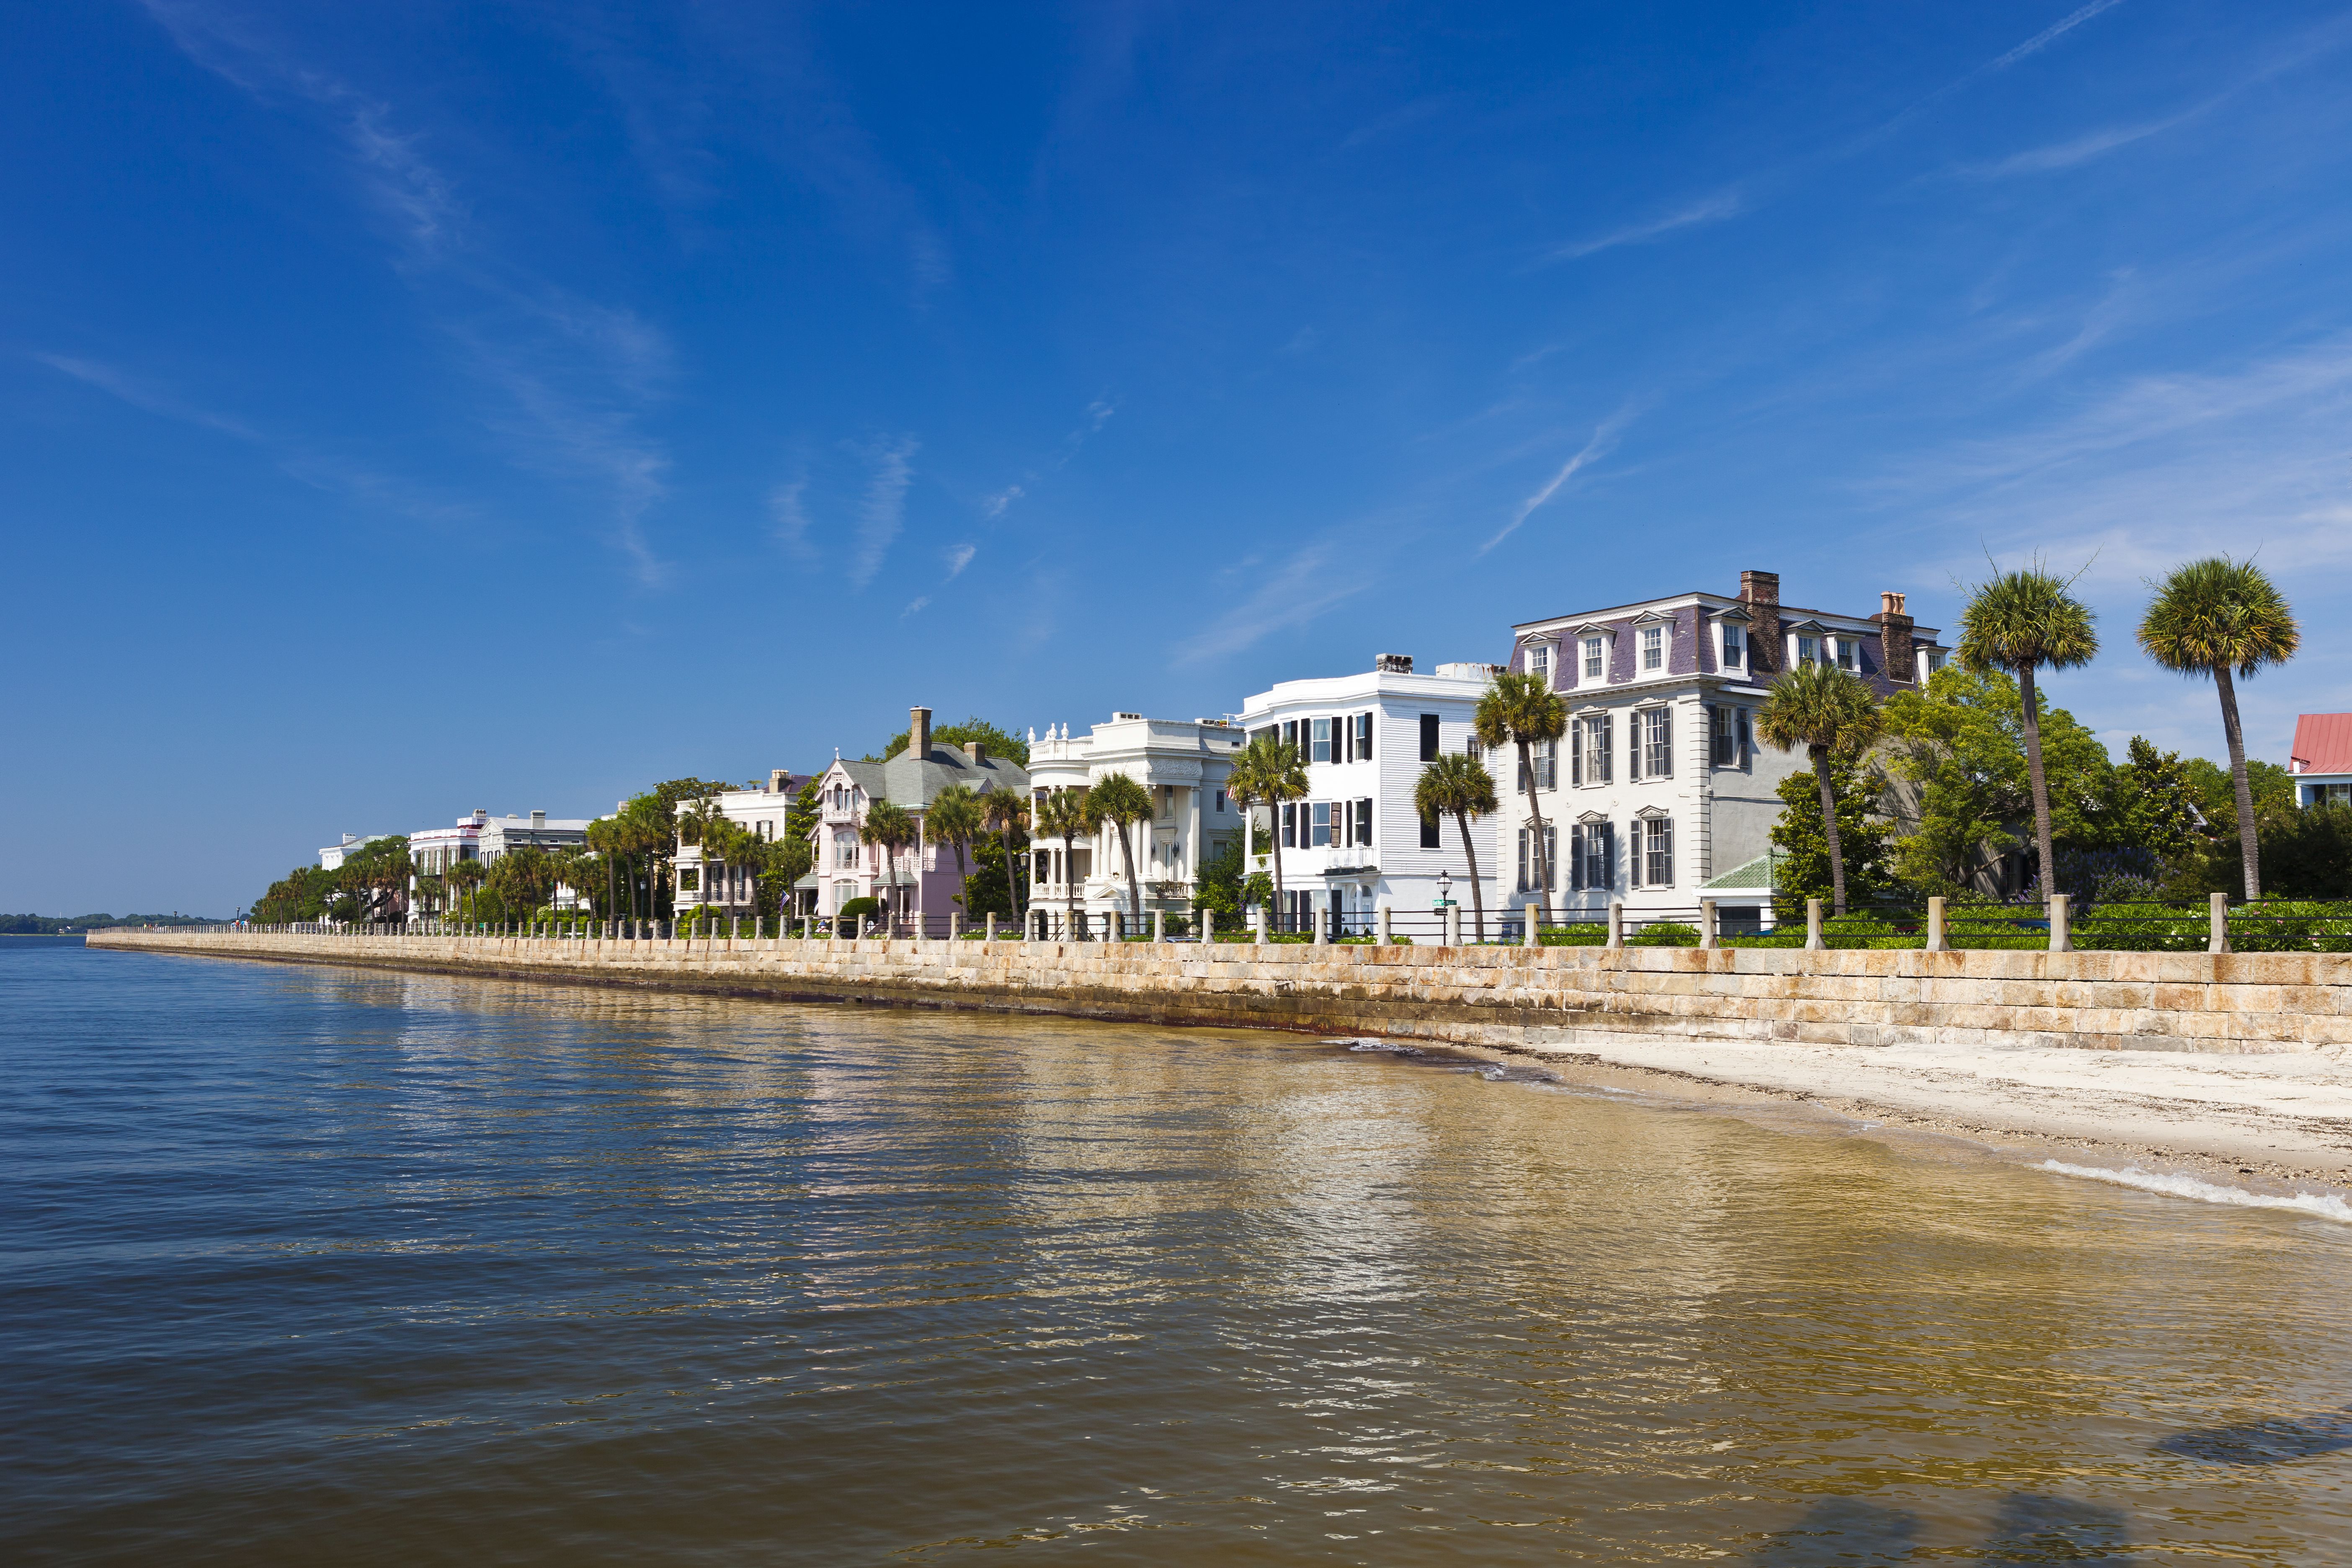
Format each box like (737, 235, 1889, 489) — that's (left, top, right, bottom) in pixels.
(1924, 897, 1947, 952)
(1804, 899, 1825, 952)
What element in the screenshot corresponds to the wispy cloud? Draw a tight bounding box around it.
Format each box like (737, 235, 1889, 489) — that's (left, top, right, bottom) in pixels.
(34, 353, 262, 440)
(771, 477, 817, 561)
(1990, 0, 2132, 72)
(1549, 190, 1743, 263)
(943, 543, 976, 578)
(1479, 405, 1642, 555)
(1967, 117, 2177, 178)
(981, 485, 1024, 519)
(975, 396, 1115, 519)
(900, 596, 930, 618)
(139, 2, 677, 581)
(850, 434, 918, 588)
(1177, 537, 1370, 663)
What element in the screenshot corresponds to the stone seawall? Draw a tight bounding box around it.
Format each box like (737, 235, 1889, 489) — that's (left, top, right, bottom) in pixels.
(88, 929, 2352, 1055)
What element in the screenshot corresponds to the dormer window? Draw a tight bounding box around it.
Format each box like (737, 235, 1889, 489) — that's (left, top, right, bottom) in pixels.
(1837, 638, 1856, 671)
(1527, 642, 1552, 685)
(1797, 634, 1818, 665)
(1583, 637, 1605, 679)
(1722, 624, 1744, 670)
(1641, 626, 1664, 671)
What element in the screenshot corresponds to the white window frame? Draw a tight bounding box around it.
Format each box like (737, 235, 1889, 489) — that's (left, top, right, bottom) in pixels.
(1641, 625, 1664, 671)
(1583, 636, 1605, 679)
(1721, 623, 1744, 671)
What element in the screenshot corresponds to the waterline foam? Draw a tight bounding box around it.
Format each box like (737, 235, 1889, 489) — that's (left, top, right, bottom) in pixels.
(2037, 1160, 2352, 1222)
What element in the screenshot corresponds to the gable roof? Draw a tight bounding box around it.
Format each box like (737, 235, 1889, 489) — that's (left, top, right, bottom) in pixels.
(823, 745, 1030, 808)
(2292, 713, 2352, 776)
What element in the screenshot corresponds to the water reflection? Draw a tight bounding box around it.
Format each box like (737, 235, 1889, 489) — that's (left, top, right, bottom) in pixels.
(5, 948, 2352, 1565)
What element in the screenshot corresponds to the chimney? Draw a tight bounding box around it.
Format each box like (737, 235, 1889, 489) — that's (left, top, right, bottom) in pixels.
(1375, 653, 1413, 674)
(1875, 591, 1916, 683)
(963, 740, 986, 764)
(770, 768, 792, 794)
(909, 706, 931, 761)
(1739, 570, 1781, 674)
(531, 810, 546, 828)
(472, 808, 488, 825)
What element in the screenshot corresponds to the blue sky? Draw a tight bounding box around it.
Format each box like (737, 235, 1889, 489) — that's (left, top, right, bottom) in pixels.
(6, 2, 2350, 915)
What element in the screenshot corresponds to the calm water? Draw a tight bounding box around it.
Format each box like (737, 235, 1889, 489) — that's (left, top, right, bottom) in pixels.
(6, 947, 2352, 1563)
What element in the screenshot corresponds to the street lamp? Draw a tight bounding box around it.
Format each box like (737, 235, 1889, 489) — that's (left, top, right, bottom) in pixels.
(1436, 867, 1452, 908)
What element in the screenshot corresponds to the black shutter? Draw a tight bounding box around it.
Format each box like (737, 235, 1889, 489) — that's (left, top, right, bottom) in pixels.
(1570, 824, 1585, 890)
(1360, 712, 1373, 760)
(1420, 713, 1440, 761)
(1357, 797, 1373, 846)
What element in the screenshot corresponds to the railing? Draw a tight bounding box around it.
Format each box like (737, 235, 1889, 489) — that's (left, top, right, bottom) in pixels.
(168, 896, 2352, 955)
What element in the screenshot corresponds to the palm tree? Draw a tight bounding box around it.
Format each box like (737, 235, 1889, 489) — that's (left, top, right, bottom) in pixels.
(1415, 751, 1498, 941)
(981, 788, 1031, 921)
(1035, 787, 1091, 938)
(859, 799, 918, 933)
(1756, 661, 1884, 916)
(1088, 773, 1153, 930)
(1474, 671, 1567, 925)
(926, 784, 985, 919)
(1228, 736, 1307, 930)
(1955, 562, 2099, 909)
(2138, 556, 2299, 900)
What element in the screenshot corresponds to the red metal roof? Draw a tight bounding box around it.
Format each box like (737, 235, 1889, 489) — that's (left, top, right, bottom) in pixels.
(2291, 713, 2352, 775)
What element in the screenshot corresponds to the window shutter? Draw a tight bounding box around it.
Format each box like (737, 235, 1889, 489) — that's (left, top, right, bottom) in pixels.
(1570, 824, 1585, 890)
(1570, 720, 1583, 787)
(1516, 828, 1529, 891)
(1360, 712, 1373, 761)
(1661, 817, 1674, 886)
(1357, 797, 1373, 846)
(1659, 709, 1672, 778)
(1544, 825, 1558, 890)
(1627, 720, 1640, 781)
(1738, 708, 1751, 767)
(1627, 823, 1643, 887)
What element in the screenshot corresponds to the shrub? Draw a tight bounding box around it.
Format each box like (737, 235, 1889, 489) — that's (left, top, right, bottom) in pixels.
(835, 897, 881, 928)
(1628, 921, 1700, 947)
(1537, 924, 1609, 946)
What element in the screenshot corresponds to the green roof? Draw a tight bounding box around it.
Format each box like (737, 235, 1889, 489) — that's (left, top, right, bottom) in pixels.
(1700, 853, 1776, 892)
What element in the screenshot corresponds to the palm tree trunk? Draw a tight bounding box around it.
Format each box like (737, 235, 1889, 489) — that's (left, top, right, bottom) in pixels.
(1268, 807, 1286, 932)
(1814, 745, 1849, 917)
(2214, 663, 2261, 901)
(2017, 662, 2057, 911)
(1455, 811, 1486, 941)
(1063, 830, 1080, 939)
(1001, 828, 1023, 920)
(1518, 740, 1551, 925)
(1118, 824, 1140, 929)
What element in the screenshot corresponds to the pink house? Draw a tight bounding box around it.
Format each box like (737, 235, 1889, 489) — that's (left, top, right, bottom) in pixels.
(796, 707, 1031, 930)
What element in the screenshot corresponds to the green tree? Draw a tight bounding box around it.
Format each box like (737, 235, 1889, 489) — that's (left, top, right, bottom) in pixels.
(1191, 834, 1246, 923)
(869, 716, 1030, 767)
(1768, 755, 1894, 920)
(2138, 556, 2300, 900)
(1035, 787, 1091, 937)
(1757, 661, 1884, 915)
(486, 845, 556, 917)
(2258, 803, 2352, 899)
(1414, 750, 1498, 940)
(1955, 562, 2099, 909)
(982, 788, 1031, 920)
(2114, 737, 2202, 867)
(1226, 736, 1306, 927)
(1880, 666, 2116, 896)
(859, 799, 918, 931)
(1087, 772, 1153, 928)
(1474, 671, 1566, 924)
(925, 784, 985, 893)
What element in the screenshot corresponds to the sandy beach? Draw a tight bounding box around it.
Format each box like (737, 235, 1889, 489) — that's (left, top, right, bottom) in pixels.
(1488, 1035, 2352, 1200)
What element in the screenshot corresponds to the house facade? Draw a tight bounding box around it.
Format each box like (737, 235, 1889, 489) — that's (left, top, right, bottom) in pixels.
(795, 709, 1030, 929)
(2290, 713, 2352, 808)
(318, 833, 391, 870)
(1237, 654, 1504, 936)
(1498, 570, 1945, 929)
(673, 769, 816, 918)
(408, 808, 595, 918)
(1025, 712, 1245, 929)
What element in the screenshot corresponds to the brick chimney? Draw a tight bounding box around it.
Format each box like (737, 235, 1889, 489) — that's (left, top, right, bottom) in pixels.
(1739, 570, 1780, 674)
(908, 707, 932, 761)
(1875, 591, 1915, 683)
(770, 769, 793, 793)
(962, 740, 986, 764)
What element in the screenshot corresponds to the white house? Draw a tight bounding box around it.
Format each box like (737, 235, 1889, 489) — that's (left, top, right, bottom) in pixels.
(673, 769, 815, 918)
(1237, 654, 1504, 937)
(1025, 712, 1244, 929)
(1498, 569, 1945, 931)
(2291, 714, 2352, 808)
(318, 833, 390, 870)
(409, 808, 596, 919)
